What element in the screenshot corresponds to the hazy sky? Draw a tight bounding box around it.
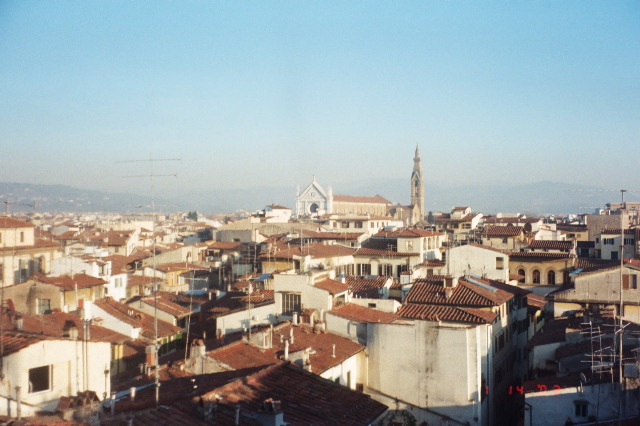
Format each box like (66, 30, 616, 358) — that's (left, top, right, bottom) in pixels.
(1, 1, 638, 197)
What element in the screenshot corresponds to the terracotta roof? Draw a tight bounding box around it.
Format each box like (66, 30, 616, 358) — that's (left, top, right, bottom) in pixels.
(34, 273, 107, 291)
(314, 278, 349, 295)
(127, 274, 160, 288)
(0, 239, 60, 253)
(404, 278, 513, 307)
(238, 289, 275, 304)
(434, 213, 476, 223)
(300, 230, 364, 240)
(397, 304, 497, 324)
(207, 241, 242, 250)
(8, 311, 129, 344)
(260, 242, 355, 260)
(528, 240, 573, 250)
(483, 217, 540, 224)
(0, 216, 34, 228)
(156, 262, 209, 273)
(93, 297, 182, 340)
(208, 323, 365, 375)
(328, 303, 399, 323)
(138, 294, 192, 318)
(345, 276, 389, 298)
(484, 225, 523, 237)
(600, 228, 636, 235)
(0, 330, 54, 356)
(373, 228, 443, 238)
(204, 362, 388, 426)
(332, 194, 391, 204)
(465, 243, 509, 254)
(267, 204, 290, 210)
(104, 254, 131, 274)
(354, 247, 418, 257)
(204, 292, 274, 317)
(508, 251, 571, 259)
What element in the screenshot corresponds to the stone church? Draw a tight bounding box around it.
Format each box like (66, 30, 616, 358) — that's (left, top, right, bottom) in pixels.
(296, 147, 425, 226)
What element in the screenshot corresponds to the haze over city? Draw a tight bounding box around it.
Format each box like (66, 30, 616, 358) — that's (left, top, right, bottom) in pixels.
(1, 1, 639, 204)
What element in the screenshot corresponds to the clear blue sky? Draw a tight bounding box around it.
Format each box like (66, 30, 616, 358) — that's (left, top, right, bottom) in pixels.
(1, 1, 638, 197)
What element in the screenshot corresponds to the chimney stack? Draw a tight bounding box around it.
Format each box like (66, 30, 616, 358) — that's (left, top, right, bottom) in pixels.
(145, 345, 156, 370)
(292, 312, 298, 325)
(289, 327, 294, 345)
(284, 339, 289, 361)
(332, 344, 336, 358)
(130, 387, 136, 402)
(14, 315, 23, 331)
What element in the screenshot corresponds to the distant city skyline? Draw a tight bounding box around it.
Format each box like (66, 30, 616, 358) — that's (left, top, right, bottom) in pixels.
(1, 1, 639, 197)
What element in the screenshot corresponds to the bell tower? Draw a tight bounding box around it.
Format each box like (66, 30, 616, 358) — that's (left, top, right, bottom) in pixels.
(410, 145, 424, 222)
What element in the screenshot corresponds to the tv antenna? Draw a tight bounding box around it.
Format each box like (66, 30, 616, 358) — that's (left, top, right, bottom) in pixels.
(119, 155, 180, 408)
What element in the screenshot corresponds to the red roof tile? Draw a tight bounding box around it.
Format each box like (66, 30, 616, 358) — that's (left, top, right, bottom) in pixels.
(0, 216, 34, 228)
(34, 273, 107, 291)
(529, 240, 573, 250)
(332, 194, 391, 204)
(484, 225, 523, 237)
(328, 303, 399, 323)
(314, 278, 349, 295)
(397, 304, 496, 324)
(404, 278, 513, 307)
(345, 276, 389, 298)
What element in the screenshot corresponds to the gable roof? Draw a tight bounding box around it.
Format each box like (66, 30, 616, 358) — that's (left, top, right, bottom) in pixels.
(404, 278, 513, 307)
(332, 194, 391, 205)
(345, 275, 389, 298)
(0, 217, 34, 228)
(397, 304, 497, 324)
(34, 273, 108, 291)
(328, 303, 399, 324)
(314, 278, 349, 295)
(484, 225, 524, 237)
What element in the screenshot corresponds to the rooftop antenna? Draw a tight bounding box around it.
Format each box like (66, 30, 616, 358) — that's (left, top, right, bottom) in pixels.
(119, 155, 180, 408)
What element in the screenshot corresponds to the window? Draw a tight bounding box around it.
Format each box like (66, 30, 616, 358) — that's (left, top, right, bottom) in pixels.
(341, 222, 349, 229)
(547, 270, 556, 285)
(354, 222, 363, 229)
(357, 264, 371, 275)
(281, 292, 301, 315)
(379, 264, 392, 277)
(574, 401, 588, 417)
(611, 251, 618, 260)
(406, 241, 413, 250)
(20, 231, 24, 243)
(604, 238, 614, 245)
(624, 238, 634, 245)
(29, 365, 51, 393)
(496, 257, 504, 270)
(632, 275, 638, 290)
(532, 270, 540, 284)
(518, 269, 525, 283)
(37, 298, 51, 314)
(502, 237, 508, 244)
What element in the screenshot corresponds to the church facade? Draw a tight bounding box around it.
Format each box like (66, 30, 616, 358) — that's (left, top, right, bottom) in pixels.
(296, 147, 425, 225)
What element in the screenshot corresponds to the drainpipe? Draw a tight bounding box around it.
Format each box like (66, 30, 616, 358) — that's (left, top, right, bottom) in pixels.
(15, 386, 21, 421)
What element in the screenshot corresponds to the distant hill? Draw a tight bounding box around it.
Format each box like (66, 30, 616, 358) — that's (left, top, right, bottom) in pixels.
(0, 181, 629, 215)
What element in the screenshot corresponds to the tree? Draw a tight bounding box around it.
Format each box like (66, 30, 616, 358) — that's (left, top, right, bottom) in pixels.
(187, 211, 198, 221)
(427, 211, 435, 224)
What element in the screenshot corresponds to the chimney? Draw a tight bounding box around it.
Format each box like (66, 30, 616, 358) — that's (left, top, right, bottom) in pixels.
(14, 315, 23, 331)
(130, 387, 136, 402)
(332, 344, 336, 358)
(289, 327, 294, 345)
(445, 289, 453, 299)
(145, 345, 156, 370)
(284, 339, 289, 361)
(68, 325, 78, 340)
(292, 312, 298, 325)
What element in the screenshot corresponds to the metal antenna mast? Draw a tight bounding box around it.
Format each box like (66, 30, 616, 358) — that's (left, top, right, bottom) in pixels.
(119, 155, 179, 408)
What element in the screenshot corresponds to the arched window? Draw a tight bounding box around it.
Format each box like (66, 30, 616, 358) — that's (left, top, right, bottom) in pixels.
(547, 270, 556, 285)
(518, 269, 526, 284)
(533, 270, 541, 284)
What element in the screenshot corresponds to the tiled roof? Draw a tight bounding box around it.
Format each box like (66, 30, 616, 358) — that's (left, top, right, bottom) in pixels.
(508, 251, 570, 259)
(238, 289, 275, 304)
(332, 194, 391, 204)
(208, 323, 365, 374)
(404, 278, 513, 307)
(0, 216, 34, 228)
(484, 225, 523, 237)
(434, 213, 476, 223)
(0, 330, 53, 356)
(260, 242, 355, 260)
(397, 304, 497, 324)
(354, 247, 418, 257)
(104, 254, 131, 274)
(138, 294, 192, 318)
(0, 239, 60, 253)
(483, 217, 540, 224)
(127, 274, 160, 288)
(204, 362, 388, 426)
(207, 241, 242, 250)
(328, 303, 399, 323)
(34, 273, 107, 291)
(600, 229, 636, 235)
(9, 311, 129, 343)
(300, 230, 364, 240)
(156, 262, 209, 273)
(373, 228, 443, 238)
(267, 204, 290, 210)
(93, 297, 182, 340)
(314, 279, 349, 295)
(465, 243, 509, 254)
(204, 292, 274, 317)
(529, 240, 573, 250)
(345, 276, 389, 298)
(526, 294, 547, 309)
